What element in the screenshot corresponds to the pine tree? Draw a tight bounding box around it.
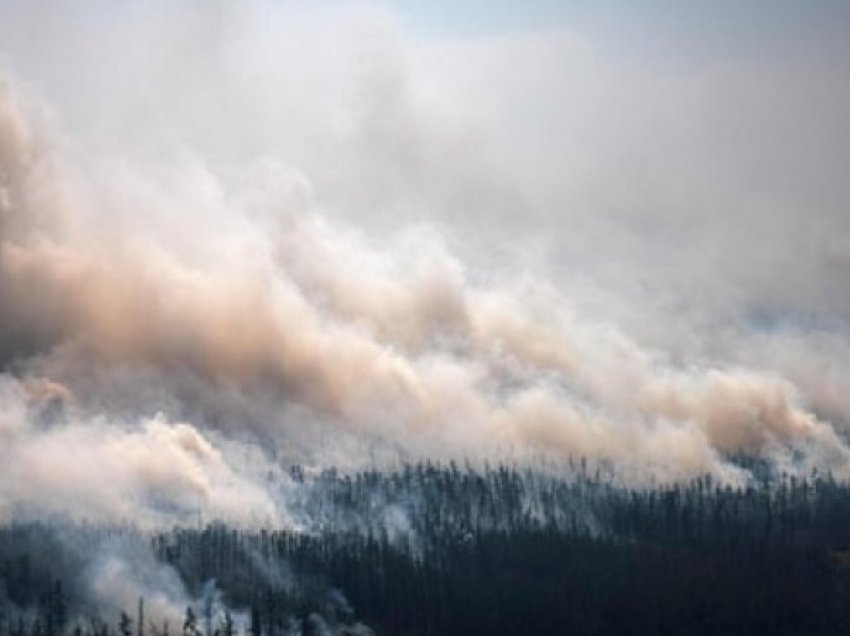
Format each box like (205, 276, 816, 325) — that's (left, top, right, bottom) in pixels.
(249, 605, 260, 636)
(218, 612, 233, 636)
(182, 608, 198, 636)
(136, 599, 144, 636)
(119, 613, 133, 636)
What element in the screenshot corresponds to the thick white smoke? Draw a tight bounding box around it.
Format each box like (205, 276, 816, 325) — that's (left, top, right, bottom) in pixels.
(0, 1, 849, 543)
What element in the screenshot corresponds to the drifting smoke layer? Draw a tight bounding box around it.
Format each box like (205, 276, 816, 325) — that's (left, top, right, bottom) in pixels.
(2, 57, 850, 541)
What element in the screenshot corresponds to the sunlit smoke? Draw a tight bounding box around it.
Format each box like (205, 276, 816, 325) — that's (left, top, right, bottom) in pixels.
(1, 0, 849, 544)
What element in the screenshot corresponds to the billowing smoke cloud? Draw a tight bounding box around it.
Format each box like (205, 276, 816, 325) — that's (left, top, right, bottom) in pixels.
(0, 378, 280, 527)
(1, 0, 849, 549)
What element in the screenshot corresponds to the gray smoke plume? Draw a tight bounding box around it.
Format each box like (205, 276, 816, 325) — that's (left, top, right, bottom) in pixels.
(1, 5, 850, 613)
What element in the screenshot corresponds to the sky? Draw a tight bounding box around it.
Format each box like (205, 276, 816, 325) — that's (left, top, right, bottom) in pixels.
(0, 0, 850, 525)
(388, 1, 849, 36)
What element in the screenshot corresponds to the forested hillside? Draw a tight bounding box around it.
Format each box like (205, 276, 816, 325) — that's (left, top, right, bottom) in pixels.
(3, 462, 850, 635)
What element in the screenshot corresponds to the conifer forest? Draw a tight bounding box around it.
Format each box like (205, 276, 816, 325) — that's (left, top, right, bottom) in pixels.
(3, 462, 850, 635)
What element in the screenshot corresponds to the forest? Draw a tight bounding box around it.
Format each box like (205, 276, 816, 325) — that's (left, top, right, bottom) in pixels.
(3, 461, 850, 635)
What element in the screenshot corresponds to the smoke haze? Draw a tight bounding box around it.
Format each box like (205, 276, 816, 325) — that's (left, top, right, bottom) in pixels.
(1, 0, 850, 539)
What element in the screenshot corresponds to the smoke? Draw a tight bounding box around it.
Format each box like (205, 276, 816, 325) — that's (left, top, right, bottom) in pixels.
(0, 396, 280, 528)
(84, 536, 200, 626)
(0, 0, 849, 538)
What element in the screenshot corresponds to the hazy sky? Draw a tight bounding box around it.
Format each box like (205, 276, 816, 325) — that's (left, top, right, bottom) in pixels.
(377, 0, 850, 38)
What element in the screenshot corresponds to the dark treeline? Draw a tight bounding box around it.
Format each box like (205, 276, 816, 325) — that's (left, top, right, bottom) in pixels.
(3, 461, 850, 635)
